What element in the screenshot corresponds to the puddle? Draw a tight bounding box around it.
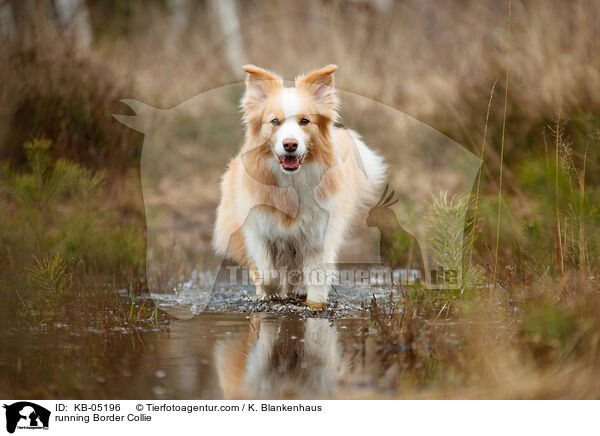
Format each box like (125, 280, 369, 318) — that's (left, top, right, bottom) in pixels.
(1, 283, 464, 399)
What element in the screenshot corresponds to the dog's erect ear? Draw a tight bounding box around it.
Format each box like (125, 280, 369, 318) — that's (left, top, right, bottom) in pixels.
(296, 65, 339, 121)
(241, 65, 282, 125)
(296, 64, 337, 95)
(242, 65, 282, 100)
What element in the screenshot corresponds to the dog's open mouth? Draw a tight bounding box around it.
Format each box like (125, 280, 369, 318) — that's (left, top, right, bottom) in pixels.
(278, 154, 304, 171)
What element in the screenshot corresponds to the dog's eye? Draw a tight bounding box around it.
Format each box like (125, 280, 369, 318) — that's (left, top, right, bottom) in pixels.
(299, 118, 310, 126)
(270, 118, 280, 126)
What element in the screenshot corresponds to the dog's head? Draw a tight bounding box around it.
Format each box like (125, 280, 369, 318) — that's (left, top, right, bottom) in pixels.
(241, 65, 339, 174)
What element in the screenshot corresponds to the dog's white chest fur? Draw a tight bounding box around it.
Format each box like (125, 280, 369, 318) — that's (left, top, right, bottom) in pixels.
(246, 163, 332, 265)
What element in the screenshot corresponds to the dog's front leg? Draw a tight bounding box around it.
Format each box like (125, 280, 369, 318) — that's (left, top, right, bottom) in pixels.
(303, 213, 344, 309)
(245, 231, 282, 299)
(303, 257, 336, 309)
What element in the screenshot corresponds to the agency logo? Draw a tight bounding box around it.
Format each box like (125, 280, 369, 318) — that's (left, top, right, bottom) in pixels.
(3, 402, 50, 434)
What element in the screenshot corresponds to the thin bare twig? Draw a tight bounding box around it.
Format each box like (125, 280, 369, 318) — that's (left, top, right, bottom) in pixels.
(493, 0, 511, 294)
(469, 79, 497, 266)
(555, 114, 564, 277)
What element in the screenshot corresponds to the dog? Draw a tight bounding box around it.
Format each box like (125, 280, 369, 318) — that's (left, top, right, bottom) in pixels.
(212, 64, 387, 309)
(214, 315, 342, 399)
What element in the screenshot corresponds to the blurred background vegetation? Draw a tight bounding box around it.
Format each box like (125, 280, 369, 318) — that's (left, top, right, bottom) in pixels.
(0, 0, 599, 398)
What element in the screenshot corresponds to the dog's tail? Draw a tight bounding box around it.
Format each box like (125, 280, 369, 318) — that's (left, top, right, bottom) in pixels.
(347, 130, 388, 201)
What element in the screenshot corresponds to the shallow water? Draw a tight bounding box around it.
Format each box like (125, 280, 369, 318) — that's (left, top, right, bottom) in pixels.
(1, 284, 456, 399)
(1, 313, 368, 399)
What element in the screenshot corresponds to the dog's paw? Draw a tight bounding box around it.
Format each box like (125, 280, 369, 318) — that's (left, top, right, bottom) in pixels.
(305, 300, 326, 310)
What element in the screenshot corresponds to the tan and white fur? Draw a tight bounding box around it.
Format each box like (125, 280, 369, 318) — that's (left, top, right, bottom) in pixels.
(214, 316, 342, 399)
(213, 65, 386, 308)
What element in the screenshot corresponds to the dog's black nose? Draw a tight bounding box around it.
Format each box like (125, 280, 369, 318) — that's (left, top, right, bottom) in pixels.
(283, 139, 298, 152)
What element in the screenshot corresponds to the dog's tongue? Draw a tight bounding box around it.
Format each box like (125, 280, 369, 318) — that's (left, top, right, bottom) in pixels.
(282, 155, 299, 169)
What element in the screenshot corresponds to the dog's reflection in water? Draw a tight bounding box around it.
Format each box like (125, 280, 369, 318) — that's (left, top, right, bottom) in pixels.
(214, 315, 342, 399)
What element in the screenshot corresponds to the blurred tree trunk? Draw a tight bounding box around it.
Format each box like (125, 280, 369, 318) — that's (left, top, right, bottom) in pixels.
(167, 0, 191, 45)
(209, 0, 246, 78)
(54, 0, 93, 49)
(7, 0, 57, 42)
(1, 0, 16, 38)
(3, 0, 93, 48)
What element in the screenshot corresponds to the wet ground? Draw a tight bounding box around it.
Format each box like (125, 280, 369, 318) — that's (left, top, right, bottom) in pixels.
(1, 282, 459, 399)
